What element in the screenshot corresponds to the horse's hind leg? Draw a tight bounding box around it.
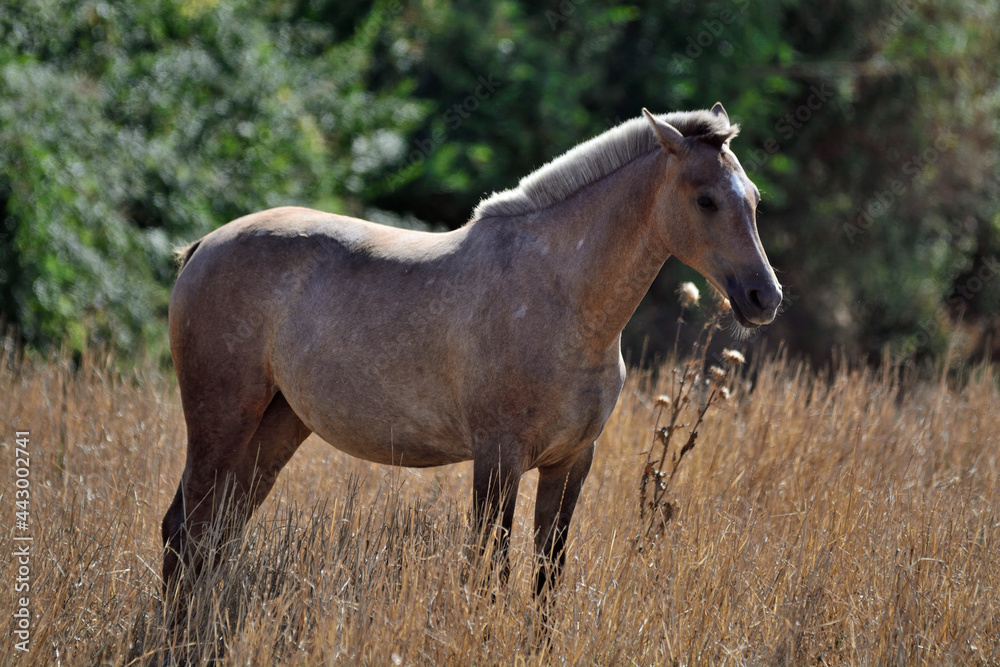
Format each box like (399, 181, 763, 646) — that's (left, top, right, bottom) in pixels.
(236, 391, 311, 509)
(161, 389, 310, 589)
(162, 388, 265, 590)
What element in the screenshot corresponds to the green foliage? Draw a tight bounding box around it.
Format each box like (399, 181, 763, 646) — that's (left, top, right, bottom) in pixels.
(0, 0, 423, 354)
(362, 0, 1000, 363)
(1, 0, 997, 363)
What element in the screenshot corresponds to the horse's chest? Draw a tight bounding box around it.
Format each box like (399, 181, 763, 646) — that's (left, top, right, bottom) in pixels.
(482, 360, 624, 469)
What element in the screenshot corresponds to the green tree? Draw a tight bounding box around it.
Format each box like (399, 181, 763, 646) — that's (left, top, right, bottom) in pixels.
(0, 0, 423, 354)
(2, 0, 997, 364)
(356, 0, 1000, 363)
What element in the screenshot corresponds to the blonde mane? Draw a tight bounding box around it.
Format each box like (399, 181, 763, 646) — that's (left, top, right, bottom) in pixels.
(473, 109, 738, 220)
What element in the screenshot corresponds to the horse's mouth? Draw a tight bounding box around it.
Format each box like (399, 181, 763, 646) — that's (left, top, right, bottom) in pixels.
(729, 300, 760, 329)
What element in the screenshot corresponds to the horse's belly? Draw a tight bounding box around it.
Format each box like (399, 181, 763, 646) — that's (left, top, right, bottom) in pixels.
(284, 384, 473, 468)
(272, 315, 474, 467)
(314, 423, 473, 468)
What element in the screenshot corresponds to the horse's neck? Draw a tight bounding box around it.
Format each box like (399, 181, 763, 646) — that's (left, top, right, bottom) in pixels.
(511, 151, 671, 357)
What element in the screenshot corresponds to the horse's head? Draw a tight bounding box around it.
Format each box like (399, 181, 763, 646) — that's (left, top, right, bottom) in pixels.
(643, 104, 782, 328)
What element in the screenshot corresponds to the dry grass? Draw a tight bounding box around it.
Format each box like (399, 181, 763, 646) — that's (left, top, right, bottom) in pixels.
(1, 346, 998, 665)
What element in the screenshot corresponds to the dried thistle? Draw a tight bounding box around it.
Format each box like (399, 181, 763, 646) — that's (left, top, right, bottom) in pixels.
(640, 297, 741, 540)
(722, 349, 746, 366)
(677, 282, 700, 307)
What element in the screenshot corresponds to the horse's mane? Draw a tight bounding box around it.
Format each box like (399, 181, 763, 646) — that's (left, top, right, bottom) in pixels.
(473, 109, 739, 220)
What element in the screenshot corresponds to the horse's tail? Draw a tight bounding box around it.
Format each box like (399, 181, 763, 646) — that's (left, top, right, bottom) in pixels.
(173, 238, 203, 276)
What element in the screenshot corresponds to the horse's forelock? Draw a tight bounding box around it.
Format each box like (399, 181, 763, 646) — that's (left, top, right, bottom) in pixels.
(665, 110, 740, 148)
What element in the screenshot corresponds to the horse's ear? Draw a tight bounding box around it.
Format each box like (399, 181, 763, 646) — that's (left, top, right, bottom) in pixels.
(642, 108, 686, 156)
(711, 102, 729, 124)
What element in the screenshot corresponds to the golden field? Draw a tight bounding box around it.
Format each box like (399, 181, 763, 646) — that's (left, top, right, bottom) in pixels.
(1, 347, 997, 665)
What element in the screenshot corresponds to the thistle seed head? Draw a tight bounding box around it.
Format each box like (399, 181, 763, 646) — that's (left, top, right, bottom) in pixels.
(677, 282, 700, 307)
(722, 349, 746, 366)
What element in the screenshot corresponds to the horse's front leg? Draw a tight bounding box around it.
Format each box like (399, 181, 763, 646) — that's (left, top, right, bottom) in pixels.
(533, 442, 595, 599)
(471, 446, 523, 587)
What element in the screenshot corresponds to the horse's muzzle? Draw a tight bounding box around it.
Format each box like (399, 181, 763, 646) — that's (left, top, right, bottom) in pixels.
(727, 276, 782, 327)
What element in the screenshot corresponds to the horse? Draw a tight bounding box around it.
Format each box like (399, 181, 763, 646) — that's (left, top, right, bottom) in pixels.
(161, 103, 782, 608)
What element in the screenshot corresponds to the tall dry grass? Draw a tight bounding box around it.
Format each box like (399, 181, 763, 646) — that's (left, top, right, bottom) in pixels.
(1, 346, 997, 665)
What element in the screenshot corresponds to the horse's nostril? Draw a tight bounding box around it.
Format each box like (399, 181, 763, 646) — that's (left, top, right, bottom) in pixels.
(747, 288, 764, 311)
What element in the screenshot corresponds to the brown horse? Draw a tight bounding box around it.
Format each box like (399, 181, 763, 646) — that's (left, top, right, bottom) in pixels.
(162, 103, 781, 603)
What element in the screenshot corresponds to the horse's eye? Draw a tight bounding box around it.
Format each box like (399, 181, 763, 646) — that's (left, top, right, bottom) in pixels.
(697, 195, 718, 212)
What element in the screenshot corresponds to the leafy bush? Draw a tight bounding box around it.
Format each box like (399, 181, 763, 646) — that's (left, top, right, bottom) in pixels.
(1, 0, 997, 363)
(0, 0, 424, 354)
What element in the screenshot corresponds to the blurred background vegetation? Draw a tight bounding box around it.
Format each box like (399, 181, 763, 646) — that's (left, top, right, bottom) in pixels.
(1, 0, 998, 365)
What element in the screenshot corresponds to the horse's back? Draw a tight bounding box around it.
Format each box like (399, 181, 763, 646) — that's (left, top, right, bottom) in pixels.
(172, 206, 466, 313)
(179, 206, 440, 265)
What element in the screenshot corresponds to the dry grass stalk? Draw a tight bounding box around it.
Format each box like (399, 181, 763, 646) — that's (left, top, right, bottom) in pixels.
(1, 343, 998, 665)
